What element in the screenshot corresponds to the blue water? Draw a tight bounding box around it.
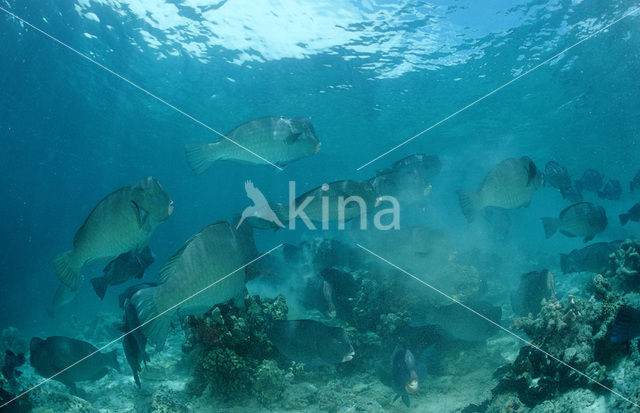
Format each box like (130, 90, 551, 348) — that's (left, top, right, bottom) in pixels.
(1, 0, 639, 411)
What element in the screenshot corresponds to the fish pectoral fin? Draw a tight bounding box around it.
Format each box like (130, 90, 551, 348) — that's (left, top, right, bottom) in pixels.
(131, 201, 149, 229)
(559, 230, 576, 238)
(285, 132, 302, 144)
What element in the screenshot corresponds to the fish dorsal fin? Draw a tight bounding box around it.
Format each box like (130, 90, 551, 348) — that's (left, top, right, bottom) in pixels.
(158, 243, 189, 282)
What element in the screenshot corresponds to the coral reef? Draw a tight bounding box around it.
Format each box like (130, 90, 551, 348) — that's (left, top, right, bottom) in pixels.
(471, 243, 640, 411)
(183, 292, 288, 405)
(605, 239, 640, 289)
(502, 284, 616, 406)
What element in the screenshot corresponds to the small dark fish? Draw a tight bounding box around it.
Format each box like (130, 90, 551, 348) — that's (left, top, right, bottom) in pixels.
(574, 169, 603, 193)
(91, 246, 155, 300)
(619, 202, 640, 226)
(2, 350, 25, 380)
(597, 179, 622, 200)
(560, 241, 623, 274)
(510, 270, 556, 316)
(544, 161, 571, 191)
(118, 282, 159, 309)
(559, 186, 583, 203)
(391, 345, 419, 407)
(266, 319, 354, 368)
(630, 170, 640, 192)
(30, 336, 120, 392)
(121, 298, 149, 388)
(411, 300, 502, 342)
(541, 202, 607, 243)
(611, 306, 640, 343)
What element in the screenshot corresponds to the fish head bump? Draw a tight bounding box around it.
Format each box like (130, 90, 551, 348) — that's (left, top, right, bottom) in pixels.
(132, 177, 174, 221)
(290, 117, 321, 155)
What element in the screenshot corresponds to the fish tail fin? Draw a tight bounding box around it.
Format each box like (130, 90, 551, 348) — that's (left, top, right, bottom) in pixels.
(133, 370, 141, 388)
(185, 142, 218, 175)
(619, 213, 630, 226)
(559, 254, 569, 274)
(90, 277, 109, 300)
(51, 251, 81, 290)
(611, 306, 640, 343)
(131, 287, 171, 350)
(541, 217, 558, 239)
(456, 190, 480, 223)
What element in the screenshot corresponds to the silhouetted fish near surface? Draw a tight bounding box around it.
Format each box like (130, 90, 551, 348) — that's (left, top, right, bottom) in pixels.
(619, 202, 640, 226)
(2, 350, 25, 380)
(390, 345, 419, 407)
(544, 161, 571, 191)
(560, 241, 623, 274)
(541, 202, 607, 243)
(30, 336, 119, 392)
(132, 221, 256, 349)
(266, 319, 354, 368)
(185, 116, 320, 174)
(574, 169, 603, 193)
(611, 306, 640, 343)
(411, 300, 502, 342)
(457, 156, 542, 223)
(91, 246, 155, 300)
(630, 170, 640, 192)
(598, 179, 622, 200)
(510, 270, 556, 317)
(52, 177, 173, 290)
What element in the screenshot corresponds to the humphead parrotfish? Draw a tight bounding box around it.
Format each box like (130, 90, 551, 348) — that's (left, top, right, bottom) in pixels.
(185, 116, 320, 173)
(30, 336, 119, 392)
(131, 221, 256, 349)
(266, 319, 354, 368)
(457, 156, 542, 223)
(52, 177, 173, 290)
(541, 202, 607, 243)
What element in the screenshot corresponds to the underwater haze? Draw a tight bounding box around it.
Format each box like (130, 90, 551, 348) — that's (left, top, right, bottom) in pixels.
(1, 0, 640, 412)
